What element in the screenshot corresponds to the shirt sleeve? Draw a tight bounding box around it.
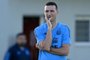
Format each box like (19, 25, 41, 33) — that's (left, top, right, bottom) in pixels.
(34, 27, 45, 44)
(62, 25, 71, 45)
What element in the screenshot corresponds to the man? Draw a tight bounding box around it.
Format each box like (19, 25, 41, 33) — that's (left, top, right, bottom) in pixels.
(34, 2, 71, 60)
(4, 33, 31, 60)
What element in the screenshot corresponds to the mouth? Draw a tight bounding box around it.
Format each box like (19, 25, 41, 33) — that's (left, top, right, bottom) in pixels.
(47, 15, 51, 20)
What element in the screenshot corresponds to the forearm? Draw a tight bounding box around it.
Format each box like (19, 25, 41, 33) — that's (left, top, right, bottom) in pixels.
(43, 29, 52, 51)
(47, 45, 69, 56)
(50, 48, 68, 56)
(36, 29, 52, 51)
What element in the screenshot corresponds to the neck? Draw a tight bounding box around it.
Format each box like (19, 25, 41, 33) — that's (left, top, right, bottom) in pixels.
(51, 20, 57, 29)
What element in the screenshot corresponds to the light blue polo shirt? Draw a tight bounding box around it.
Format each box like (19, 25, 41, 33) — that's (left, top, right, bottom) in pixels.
(34, 22, 70, 60)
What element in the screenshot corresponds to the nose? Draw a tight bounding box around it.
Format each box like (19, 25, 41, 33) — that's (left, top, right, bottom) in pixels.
(48, 11, 51, 16)
(47, 11, 51, 19)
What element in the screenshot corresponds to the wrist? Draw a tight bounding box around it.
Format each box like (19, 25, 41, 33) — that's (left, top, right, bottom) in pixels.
(48, 28, 52, 31)
(44, 47, 50, 51)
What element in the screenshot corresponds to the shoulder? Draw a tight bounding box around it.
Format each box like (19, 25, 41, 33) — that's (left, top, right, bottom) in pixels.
(58, 22, 70, 33)
(58, 22, 69, 29)
(9, 44, 19, 51)
(7, 44, 16, 53)
(34, 23, 47, 32)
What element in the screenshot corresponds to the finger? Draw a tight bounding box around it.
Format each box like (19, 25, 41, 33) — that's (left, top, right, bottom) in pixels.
(46, 16, 51, 21)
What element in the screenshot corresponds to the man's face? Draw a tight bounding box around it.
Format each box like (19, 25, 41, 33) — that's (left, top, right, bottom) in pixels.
(44, 5, 58, 22)
(17, 35, 26, 46)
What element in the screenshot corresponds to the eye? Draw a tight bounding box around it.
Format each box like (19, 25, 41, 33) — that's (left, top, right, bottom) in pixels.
(50, 10, 54, 12)
(45, 10, 49, 13)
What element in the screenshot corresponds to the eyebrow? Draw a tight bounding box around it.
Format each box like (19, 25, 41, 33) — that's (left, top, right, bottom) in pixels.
(45, 10, 54, 12)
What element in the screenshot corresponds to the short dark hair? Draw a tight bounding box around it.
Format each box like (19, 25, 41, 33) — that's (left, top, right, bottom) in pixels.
(16, 33, 25, 38)
(45, 2, 58, 10)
